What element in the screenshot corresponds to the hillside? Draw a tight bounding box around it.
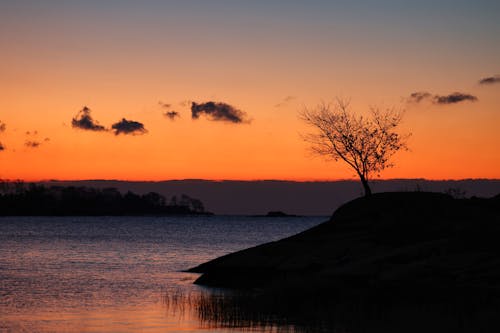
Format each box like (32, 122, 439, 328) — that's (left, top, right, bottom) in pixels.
(189, 192, 500, 291)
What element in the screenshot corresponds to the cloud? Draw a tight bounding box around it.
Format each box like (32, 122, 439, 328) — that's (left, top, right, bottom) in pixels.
(0, 121, 6, 133)
(25, 140, 41, 148)
(433, 92, 478, 104)
(25, 130, 38, 136)
(111, 118, 148, 135)
(44, 137, 50, 142)
(159, 101, 180, 120)
(275, 95, 296, 108)
(71, 106, 107, 131)
(479, 75, 500, 85)
(407, 91, 432, 103)
(408, 91, 478, 105)
(72, 107, 147, 136)
(191, 101, 249, 123)
(164, 111, 180, 120)
(0, 142, 4, 151)
(159, 101, 172, 109)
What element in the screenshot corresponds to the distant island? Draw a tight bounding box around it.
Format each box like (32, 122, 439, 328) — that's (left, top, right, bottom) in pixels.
(250, 211, 301, 217)
(265, 211, 300, 217)
(0, 182, 211, 216)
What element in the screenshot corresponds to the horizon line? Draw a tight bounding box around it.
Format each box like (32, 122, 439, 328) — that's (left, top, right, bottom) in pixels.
(2, 177, 499, 183)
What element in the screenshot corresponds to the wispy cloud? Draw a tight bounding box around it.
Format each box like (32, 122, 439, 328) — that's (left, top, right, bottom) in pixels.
(25, 130, 38, 136)
(159, 101, 180, 120)
(1, 122, 7, 151)
(159, 101, 172, 109)
(408, 91, 478, 105)
(274, 95, 296, 108)
(433, 92, 478, 104)
(71, 106, 107, 132)
(164, 111, 180, 120)
(25, 140, 41, 148)
(407, 91, 432, 103)
(479, 75, 500, 85)
(111, 118, 148, 135)
(191, 101, 250, 123)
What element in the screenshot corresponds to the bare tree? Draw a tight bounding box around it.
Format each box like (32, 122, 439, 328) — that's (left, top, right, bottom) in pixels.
(300, 99, 409, 197)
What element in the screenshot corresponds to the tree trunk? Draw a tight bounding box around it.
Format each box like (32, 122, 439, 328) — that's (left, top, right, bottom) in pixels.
(360, 176, 372, 197)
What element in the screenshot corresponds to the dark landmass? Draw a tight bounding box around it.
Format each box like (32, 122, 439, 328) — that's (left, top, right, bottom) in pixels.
(251, 211, 301, 217)
(185, 192, 500, 332)
(189, 192, 500, 292)
(0, 183, 210, 216)
(265, 211, 300, 217)
(39, 178, 500, 215)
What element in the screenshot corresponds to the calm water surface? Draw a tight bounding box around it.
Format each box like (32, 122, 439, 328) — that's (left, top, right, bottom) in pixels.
(0, 215, 325, 332)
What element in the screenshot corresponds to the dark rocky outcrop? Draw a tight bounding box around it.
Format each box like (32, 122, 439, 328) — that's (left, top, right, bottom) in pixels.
(189, 192, 500, 291)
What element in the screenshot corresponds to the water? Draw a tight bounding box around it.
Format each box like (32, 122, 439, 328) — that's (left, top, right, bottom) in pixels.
(0, 215, 326, 332)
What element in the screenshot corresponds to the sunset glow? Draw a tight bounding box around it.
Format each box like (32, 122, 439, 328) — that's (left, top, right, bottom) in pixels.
(1, 1, 499, 181)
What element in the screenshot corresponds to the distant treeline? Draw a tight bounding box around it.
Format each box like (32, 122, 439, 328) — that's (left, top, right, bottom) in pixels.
(0, 182, 210, 216)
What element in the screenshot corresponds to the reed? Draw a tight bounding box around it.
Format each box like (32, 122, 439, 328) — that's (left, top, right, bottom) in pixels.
(163, 286, 500, 333)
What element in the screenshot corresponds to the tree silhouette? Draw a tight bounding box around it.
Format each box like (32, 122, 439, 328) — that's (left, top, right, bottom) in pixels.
(0, 183, 211, 216)
(300, 99, 409, 197)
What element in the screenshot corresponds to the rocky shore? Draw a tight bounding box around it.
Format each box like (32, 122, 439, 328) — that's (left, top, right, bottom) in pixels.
(189, 192, 500, 292)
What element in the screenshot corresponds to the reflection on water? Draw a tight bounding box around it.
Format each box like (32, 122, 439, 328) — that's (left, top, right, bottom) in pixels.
(164, 287, 500, 333)
(4, 215, 498, 332)
(0, 215, 324, 332)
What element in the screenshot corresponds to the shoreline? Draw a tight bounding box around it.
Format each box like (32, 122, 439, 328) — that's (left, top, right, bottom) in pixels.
(189, 191, 500, 292)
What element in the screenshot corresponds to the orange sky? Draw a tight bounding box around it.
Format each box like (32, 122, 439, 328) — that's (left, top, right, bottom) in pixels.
(0, 1, 499, 181)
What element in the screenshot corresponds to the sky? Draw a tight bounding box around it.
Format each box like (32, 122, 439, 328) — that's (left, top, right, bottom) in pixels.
(0, 0, 499, 181)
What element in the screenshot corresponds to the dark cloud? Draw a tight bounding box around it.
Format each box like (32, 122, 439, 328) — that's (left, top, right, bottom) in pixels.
(111, 118, 148, 135)
(25, 140, 41, 148)
(275, 95, 296, 108)
(71, 106, 107, 132)
(164, 111, 180, 120)
(408, 91, 478, 105)
(0, 122, 7, 151)
(159, 101, 180, 120)
(44, 137, 50, 142)
(433, 92, 478, 104)
(408, 91, 432, 103)
(191, 101, 249, 123)
(479, 75, 500, 85)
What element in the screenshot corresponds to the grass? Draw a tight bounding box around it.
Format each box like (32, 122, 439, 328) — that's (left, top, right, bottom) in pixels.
(163, 285, 500, 333)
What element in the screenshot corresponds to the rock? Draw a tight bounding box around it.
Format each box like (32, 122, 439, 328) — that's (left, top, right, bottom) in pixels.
(265, 211, 299, 217)
(188, 192, 500, 291)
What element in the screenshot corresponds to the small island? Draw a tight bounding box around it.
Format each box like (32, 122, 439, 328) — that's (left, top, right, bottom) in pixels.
(250, 211, 301, 217)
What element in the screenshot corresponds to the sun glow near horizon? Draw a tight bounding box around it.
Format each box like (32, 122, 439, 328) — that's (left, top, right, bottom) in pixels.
(1, 1, 499, 181)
